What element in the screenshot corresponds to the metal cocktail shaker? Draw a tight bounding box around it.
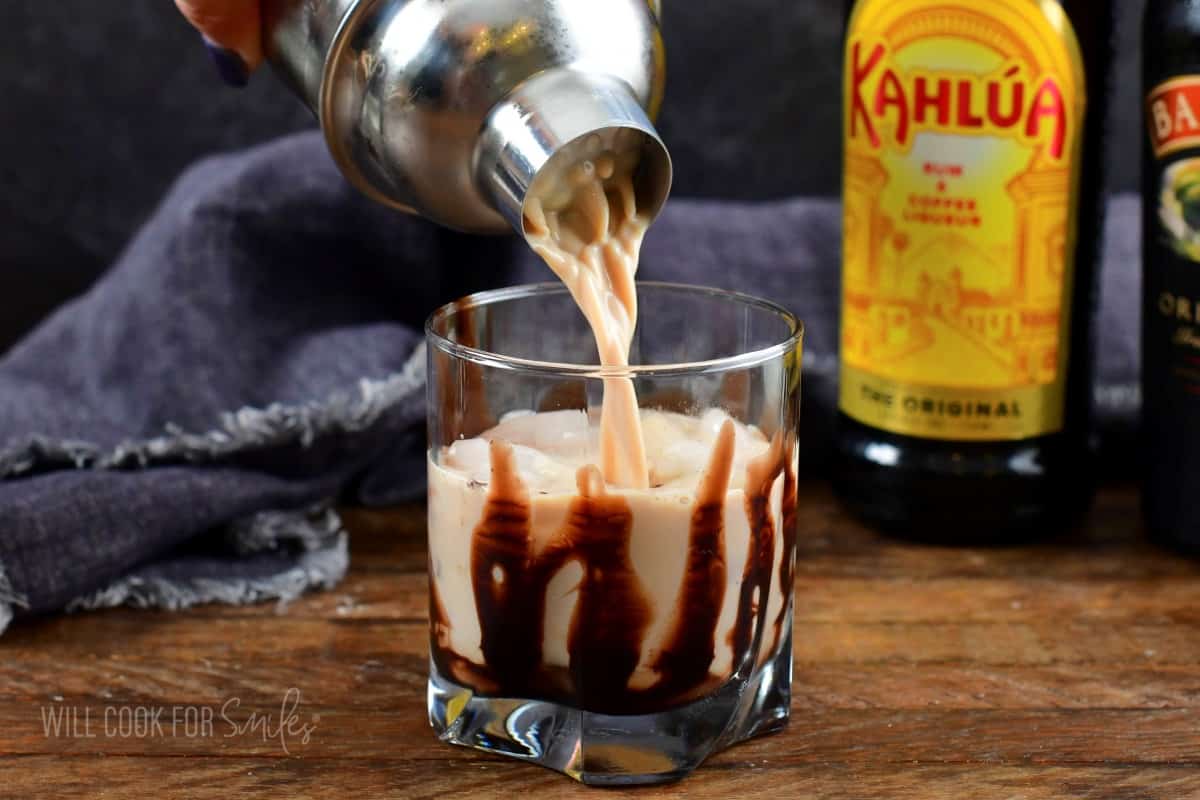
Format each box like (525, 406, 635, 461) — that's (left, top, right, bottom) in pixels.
(261, 0, 672, 235)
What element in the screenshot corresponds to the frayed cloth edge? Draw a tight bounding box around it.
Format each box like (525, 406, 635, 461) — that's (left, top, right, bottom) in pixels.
(65, 530, 349, 615)
(0, 560, 29, 636)
(0, 342, 426, 478)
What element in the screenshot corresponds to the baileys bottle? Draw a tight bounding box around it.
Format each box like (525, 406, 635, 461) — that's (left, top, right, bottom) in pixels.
(1143, 0, 1200, 554)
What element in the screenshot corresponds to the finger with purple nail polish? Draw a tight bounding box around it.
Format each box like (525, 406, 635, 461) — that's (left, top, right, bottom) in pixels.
(176, 0, 263, 84)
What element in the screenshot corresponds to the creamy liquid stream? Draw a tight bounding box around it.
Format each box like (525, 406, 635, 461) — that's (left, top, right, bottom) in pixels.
(523, 133, 650, 489)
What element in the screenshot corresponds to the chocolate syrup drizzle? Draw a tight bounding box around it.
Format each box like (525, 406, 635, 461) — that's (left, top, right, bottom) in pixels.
(774, 454, 799, 648)
(468, 443, 546, 689)
(650, 421, 735, 697)
(729, 433, 786, 674)
(560, 465, 652, 706)
(431, 427, 799, 715)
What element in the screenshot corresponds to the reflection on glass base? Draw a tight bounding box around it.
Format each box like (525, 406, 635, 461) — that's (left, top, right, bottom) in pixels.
(427, 632, 792, 786)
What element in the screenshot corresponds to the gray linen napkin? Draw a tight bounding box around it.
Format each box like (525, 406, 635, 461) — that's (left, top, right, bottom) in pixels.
(0, 131, 1140, 634)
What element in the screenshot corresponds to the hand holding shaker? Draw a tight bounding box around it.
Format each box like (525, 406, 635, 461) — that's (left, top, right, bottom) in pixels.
(261, 0, 672, 234)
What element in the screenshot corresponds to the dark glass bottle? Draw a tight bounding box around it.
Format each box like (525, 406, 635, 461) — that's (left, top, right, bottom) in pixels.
(1143, 0, 1200, 554)
(834, 0, 1112, 543)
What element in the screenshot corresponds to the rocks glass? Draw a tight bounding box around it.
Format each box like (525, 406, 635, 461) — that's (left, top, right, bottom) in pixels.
(425, 282, 803, 785)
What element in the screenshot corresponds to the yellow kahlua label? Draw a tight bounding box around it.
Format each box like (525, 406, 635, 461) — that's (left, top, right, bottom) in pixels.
(840, 0, 1086, 441)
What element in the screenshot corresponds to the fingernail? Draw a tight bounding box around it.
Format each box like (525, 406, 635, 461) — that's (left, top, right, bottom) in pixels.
(202, 36, 249, 88)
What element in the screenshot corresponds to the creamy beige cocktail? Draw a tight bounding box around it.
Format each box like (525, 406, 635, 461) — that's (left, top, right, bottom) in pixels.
(428, 406, 797, 713)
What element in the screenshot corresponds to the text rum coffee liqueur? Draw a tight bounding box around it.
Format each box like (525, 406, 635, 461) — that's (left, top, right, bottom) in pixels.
(835, 0, 1111, 542)
(1143, 0, 1200, 554)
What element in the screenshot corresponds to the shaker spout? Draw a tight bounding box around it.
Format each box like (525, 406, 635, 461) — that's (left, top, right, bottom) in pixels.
(476, 70, 674, 238)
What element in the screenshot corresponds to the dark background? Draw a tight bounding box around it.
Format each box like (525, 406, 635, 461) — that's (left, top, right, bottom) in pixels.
(0, 0, 1141, 352)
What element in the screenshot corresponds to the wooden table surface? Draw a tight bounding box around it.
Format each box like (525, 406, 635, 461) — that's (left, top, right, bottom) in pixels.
(4, 484, 1200, 798)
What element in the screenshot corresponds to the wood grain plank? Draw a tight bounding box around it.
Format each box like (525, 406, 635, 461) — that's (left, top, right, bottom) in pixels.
(4, 757, 1200, 799)
(8, 613, 1200, 668)
(794, 620, 1200, 665)
(797, 576, 1200, 624)
(6, 700, 1200, 764)
(3, 656, 1200, 713)
(133, 571, 1200, 626)
(789, 662, 1200, 710)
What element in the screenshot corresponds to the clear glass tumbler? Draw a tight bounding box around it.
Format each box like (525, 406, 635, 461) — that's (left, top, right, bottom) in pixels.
(425, 282, 803, 785)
